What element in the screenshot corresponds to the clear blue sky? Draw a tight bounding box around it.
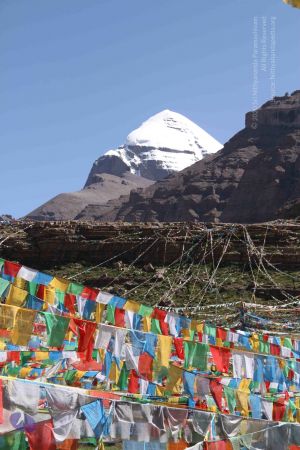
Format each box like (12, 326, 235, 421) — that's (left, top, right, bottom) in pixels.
(0, 0, 299, 218)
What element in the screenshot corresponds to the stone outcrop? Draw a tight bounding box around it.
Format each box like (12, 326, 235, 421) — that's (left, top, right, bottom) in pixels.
(1, 220, 300, 270)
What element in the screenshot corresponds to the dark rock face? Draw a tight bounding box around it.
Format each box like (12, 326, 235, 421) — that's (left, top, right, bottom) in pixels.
(94, 91, 300, 224)
(245, 91, 300, 128)
(1, 221, 300, 270)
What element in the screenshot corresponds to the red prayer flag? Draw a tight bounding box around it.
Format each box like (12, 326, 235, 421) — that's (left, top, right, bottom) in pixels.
(74, 319, 96, 361)
(3, 260, 21, 278)
(152, 308, 167, 321)
(36, 285, 46, 300)
(81, 287, 98, 301)
(25, 419, 56, 450)
(7, 351, 21, 363)
(273, 397, 286, 421)
(173, 338, 184, 360)
(270, 344, 280, 356)
(210, 346, 230, 373)
(128, 369, 139, 393)
(216, 327, 227, 341)
(64, 293, 76, 314)
(209, 378, 223, 411)
(115, 308, 126, 327)
(138, 352, 153, 381)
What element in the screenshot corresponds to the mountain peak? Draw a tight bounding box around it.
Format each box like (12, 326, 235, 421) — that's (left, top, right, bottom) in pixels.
(85, 110, 223, 184)
(125, 109, 222, 156)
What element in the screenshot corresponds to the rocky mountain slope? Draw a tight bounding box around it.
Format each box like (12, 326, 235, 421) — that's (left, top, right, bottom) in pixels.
(91, 90, 300, 223)
(27, 110, 221, 221)
(27, 172, 153, 221)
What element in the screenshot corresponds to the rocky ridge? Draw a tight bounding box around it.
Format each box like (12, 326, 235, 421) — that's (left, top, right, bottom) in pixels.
(90, 91, 300, 223)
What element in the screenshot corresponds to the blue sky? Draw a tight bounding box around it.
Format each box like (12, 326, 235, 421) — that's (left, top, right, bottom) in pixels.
(0, 0, 299, 218)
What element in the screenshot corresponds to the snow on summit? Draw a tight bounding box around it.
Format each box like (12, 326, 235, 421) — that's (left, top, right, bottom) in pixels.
(98, 109, 223, 181)
(126, 109, 222, 155)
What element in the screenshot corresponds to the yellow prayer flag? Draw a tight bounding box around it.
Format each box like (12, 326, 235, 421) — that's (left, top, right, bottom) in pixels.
(19, 367, 32, 378)
(65, 331, 73, 342)
(98, 348, 106, 363)
(13, 277, 28, 290)
(295, 397, 300, 423)
(74, 370, 86, 382)
(0, 304, 18, 329)
(49, 277, 69, 292)
(157, 335, 172, 368)
(236, 391, 249, 417)
(182, 329, 192, 340)
(35, 351, 49, 361)
(236, 378, 251, 417)
(44, 287, 55, 305)
(124, 300, 140, 313)
(249, 334, 259, 352)
(11, 308, 36, 346)
(97, 439, 105, 450)
(165, 365, 182, 394)
(143, 316, 151, 332)
(216, 338, 223, 347)
(156, 385, 166, 397)
(109, 360, 120, 383)
(6, 285, 27, 307)
(96, 303, 105, 323)
(239, 378, 251, 393)
(196, 322, 204, 333)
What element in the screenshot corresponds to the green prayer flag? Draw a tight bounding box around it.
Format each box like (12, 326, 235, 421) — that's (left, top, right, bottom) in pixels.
(28, 281, 38, 296)
(258, 340, 269, 354)
(67, 282, 84, 295)
(118, 364, 129, 390)
(43, 313, 70, 347)
(184, 341, 208, 370)
(0, 258, 4, 271)
(64, 369, 77, 384)
(106, 304, 116, 324)
(151, 318, 162, 335)
(283, 337, 293, 349)
(224, 386, 236, 413)
(204, 324, 216, 338)
(0, 278, 9, 296)
(6, 365, 20, 377)
(21, 352, 32, 366)
(138, 304, 153, 317)
(0, 430, 27, 450)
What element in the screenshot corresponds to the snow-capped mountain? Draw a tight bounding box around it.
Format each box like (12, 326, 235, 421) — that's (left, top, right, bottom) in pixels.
(85, 110, 222, 185)
(26, 109, 223, 221)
